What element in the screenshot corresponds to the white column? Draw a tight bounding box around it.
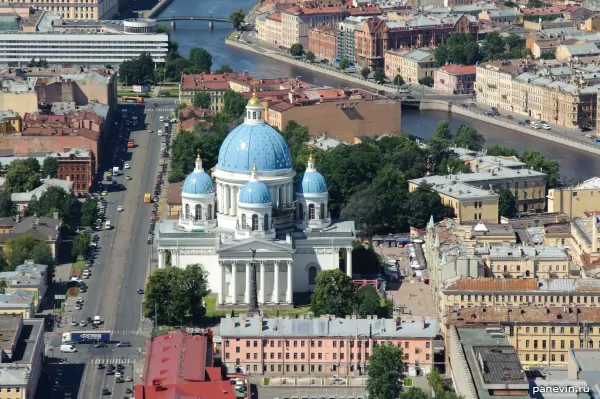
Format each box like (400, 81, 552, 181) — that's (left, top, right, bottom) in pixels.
(286, 260, 293, 304)
(232, 187, 238, 216)
(346, 248, 353, 278)
(231, 262, 237, 305)
(281, 185, 286, 206)
(224, 185, 230, 215)
(273, 261, 280, 304)
(287, 184, 293, 204)
(218, 184, 223, 213)
(245, 262, 251, 304)
(275, 186, 280, 208)
(158, 250, 165, 268)
(229, 186, 235, 215)
(259, 262, 266, 304)
(218, 263, 224, 305)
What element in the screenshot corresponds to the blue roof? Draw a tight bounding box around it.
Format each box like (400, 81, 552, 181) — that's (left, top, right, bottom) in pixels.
(217, 122, 292, 173)
(296, 171, 328, 194)
(182, 170, 214, 195)
(239, 181, 272, 205)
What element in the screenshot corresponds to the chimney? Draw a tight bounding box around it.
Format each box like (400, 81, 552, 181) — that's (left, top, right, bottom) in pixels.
(396, 316, 402, 329)
(420, 317, 426, 329)
(53, 212, 59, 220)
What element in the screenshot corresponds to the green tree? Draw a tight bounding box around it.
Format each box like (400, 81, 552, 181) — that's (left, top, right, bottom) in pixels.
(394, 75, 405, 86)
(193, 92, 212, 108)
(310, 269, 357, 317)
(165, 57, 191, 81)
(351, 242, 381, 275)
(188, 48, 213, 73)
(405, 183, 454, 228)
(42, 157, 59, 178)
(361, 66, 371, 79)
(454, 124, 485, 150)
(499, 188, 518, 218)
(210, 112, 235, 135)
(366, 343, 405, 399)
(0, 279, 8, 293)
(26, 186, 81, 227)
(339, 57, 350, 70)
(5, 234, 54, 283)
(282, 121, 310, 169)
(434, 120, 453, 141)
(215, 64, 234, 73)
(118, 52, 155, 85)
(80, 198, 99, 227)
(486, 145, 519, 157)
(71, 233, 91, 260)
(290, 43, 304, 57)
(0, 191, 15, 217)
(373, 68, 385, 83)
(482, 31, 506, 61)
(305, 50, 316, 62)
(427, 368, 447, 395)
(143, 264, 208, 325)
(356, 284, 381, 318)
(401, 387, 431, 399)
(167, 40, 181, 62)
(229, 9, 246, 30)
(419, 76, 434, 87)
(434, 33, 480, 66)
(223, 90, 248, 118)
(520, 150, 560, 188)
(4, 158, 40, 194)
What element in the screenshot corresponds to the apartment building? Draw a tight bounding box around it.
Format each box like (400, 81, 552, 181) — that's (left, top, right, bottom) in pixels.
(570, 214, 600, 278)
(383, 49, 438, 84)
(478, 8, 520, 23)
(0, 315, 44, 399)
(0, 291, 35, 318)
(475, 60, 526, 112)
(410, 168, 547, 213)
(256, 12, 283, 46)
(0, 260, 47, 311)
(308, 25, 338, 60)
(547, 177, 600, 219)
(281, 5, 346, 48)
(457, 153, 526, 173)
(556, 43, 600, 60)
(0, 111, 22, 133)
(446, 306, 600, 369)
(440, 278, 600, 321)
(337, 16, 369, 63)
(433, 64, 476, 95)
(179, 74, 232, 112)
(0, 0, 118, 20)
(484, 245, 570, 279)
(220, 315, 438, 376)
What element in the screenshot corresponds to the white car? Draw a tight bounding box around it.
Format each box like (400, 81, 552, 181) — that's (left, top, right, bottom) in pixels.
(117, 206, 124, 212)
(70, 321, 78, 327)
(91, 241, 97, 247)
(158, 130, 163, 136)
(115, 372, 123, 378)
(542, 124, 551, 130)
(124, 163, 130, 169)
(79, 321, 86, 327)
(75, 304, 82, 310)
(77, 297, 84, 303)
(125, 176, 132, 180)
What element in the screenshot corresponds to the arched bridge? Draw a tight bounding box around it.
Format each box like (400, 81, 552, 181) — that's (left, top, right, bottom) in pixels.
(155, 16, 230, 23)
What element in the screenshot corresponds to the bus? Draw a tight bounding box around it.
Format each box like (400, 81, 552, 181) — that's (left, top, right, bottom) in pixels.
(122, 96, 143, 103)
(144, 193, 152, 203)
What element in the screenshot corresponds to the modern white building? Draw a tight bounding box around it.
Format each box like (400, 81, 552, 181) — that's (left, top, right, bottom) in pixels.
(0, 17, 168, 67)
(156, 95, 356, 306)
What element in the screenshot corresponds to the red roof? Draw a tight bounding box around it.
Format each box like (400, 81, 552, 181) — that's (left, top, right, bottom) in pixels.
(135, 331, 236, 399)
(267, 12, 282, 22)
(439, 64, 476, 74)
(520, 6, 562, 15)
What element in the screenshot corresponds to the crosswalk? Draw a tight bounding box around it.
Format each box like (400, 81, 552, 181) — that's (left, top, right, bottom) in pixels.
(112, 330, 142, 336)
(90, 357, 135, 365)
(144, 108, 174, 113)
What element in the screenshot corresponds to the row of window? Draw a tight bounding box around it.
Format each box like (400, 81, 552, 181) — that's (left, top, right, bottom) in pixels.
(237, 362, 416, 374)
(524, 338, 597, 350)
(183, 204, 215, 221)
(456, 294, 600, 304)
(228, 339, 431, 350)
(493, 264, 567, 272)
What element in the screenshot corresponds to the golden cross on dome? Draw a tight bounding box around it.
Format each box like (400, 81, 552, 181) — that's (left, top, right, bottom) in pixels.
(196, 148, 201, 161)
(251, 78, 261, 97)
(308, 147, 314, 163)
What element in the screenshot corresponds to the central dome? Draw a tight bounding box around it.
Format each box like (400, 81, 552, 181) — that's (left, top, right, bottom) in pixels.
(217, 123, 293, 173)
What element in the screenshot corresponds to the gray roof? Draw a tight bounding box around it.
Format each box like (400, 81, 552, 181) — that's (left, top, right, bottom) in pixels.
(11, 179, 74, 203)
(0, 319, 44, 387)
(410, 167, 546, 188)
(562, 43, 600, 56)
(488, 245, 568, 260)
(0, 261, 47, 288)
(0, 290, 34, 308)
(220, 316, 438, 338)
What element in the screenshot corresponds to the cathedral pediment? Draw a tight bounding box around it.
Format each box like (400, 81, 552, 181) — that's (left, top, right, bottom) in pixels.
(217, 237, 294, 258)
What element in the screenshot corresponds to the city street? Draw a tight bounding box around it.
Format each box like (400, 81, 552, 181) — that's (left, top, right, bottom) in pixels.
(36, 99, 174, 399)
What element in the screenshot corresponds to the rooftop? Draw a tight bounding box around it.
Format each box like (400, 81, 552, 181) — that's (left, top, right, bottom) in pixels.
(0, 319, 44, 387)
(445, 277, 600, 293)
(0, 260, 48, 288)
(487, 245, 569, 260)
(0, 290, 34, 308)
(410, 167, 546, 188)
(219, 315, 438, 339)
(427, 180, 499, 201)
(447, 306, 600, 324)
(438, 64, 477, 74)
(11, 179, 73, 203)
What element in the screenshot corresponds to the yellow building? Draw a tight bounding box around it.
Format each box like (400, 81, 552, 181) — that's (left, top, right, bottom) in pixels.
(179, 74, 232, 112)
(475, 60, 525, 112)
(446, 306, 600, 369)
(409, 180, 498, 224)
(547, 177, 600, 219)
(484, 245, 571, 279)
(0, 93, 38, 118)
(0, 0, 120, 20)
(0, 261, 48, 311)
(256, 12, 283, 46)
(410, 168, 547, 213)
(0, 290, 35, 319)
(584, 14, 600, 31)
(0, 314, 44, 399)
(0, 112, 22, 133)
(570, 215, 600, 278)
(383, 49, 438, 84)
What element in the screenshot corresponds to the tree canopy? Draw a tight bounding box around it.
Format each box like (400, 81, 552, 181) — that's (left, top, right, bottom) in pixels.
(193, 92, 212, 109)
(481, 32, 528, 61)
(168, 130, 226, 183)
(72, 233, 91, 260)
(188, 48, 213, 73)
(434, 33, 480, 66)
(4, 158, 40, 194)
(26, 186, 81, 227)
(229, 9, 245, 30)
(223, 90, 248, 119)
(486, 144, 519, 157)
(0, 192, 15, 218)
(80, 198, 99, 227)
(118, 52, 155, 85)
(366, 344, 405, 399)
(5, 234, 54, 283)
(143, 264, 208, 325)
(356, 284, 381, 318)
(499, 188, 518, 218)
(42, 157, 59, 178)
(310, 269, 356, 317)
(520, 150, 560, 188)
(290, 43, 304, 57)
(454, 124, 486, 151)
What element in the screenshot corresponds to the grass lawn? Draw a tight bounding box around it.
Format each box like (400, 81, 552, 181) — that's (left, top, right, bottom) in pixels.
(204, 295, 312, 318)
(71, 260, 86, 272)
(118, 90, 150, 97)
(403, 378, 413, 387)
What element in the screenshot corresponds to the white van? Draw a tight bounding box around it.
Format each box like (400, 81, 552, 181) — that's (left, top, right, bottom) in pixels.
(93, 315, 102, 325)
(60, 344, 77, 353)
(159, 116, 164, 122)
(104, 220, 111, 230)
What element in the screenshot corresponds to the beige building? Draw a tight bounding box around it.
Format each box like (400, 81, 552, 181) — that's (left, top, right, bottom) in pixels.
(256, 12, 283, 46)
(570, 214, 600, 278)
(383, 49, 437, 84)
(446, 306, 600, 369)
(281, 5, 345, 48)
(410, 168, 547, 213)
(555, 43, 600, 60)
(484, 245, 571, 279)
(0, 0, 119, 20)
(475, 60, 524, 112)
(547, 177, 600, 219)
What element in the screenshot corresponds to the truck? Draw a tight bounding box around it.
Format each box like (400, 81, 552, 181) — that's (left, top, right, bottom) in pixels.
(112, 166, 120, 176)
(144, 193, 151, 203)
(62, 330, 111, 344)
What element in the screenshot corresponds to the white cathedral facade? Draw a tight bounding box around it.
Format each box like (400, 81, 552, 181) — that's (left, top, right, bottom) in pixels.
(155, 95, 356, 306)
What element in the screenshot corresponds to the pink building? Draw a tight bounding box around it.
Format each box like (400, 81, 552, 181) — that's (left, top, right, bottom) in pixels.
(433, 64, 477, 95)
(220, 314, 438, 376)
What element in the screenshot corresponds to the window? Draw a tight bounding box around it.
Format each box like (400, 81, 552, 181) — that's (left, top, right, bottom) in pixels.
(207, 204, 213, 219)
(252, 214, 259, 231)
(241, 214, 247, 229)
(308, 266, 317, 285)
(195, 204, 202, 220)
(264, 214, 269, 230)
(308, 204, 315, 220)
(298, 203, 304, 220)
(185, 204, 190, 219)
(320, 203, 325, 218)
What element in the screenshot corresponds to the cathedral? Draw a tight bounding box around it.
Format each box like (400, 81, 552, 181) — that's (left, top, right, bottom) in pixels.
(155, 94, 356, 306)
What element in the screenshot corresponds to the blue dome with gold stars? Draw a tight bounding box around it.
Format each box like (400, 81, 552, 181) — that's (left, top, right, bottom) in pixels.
(182, 152, 214, 197)
(217, 123, 293, 173)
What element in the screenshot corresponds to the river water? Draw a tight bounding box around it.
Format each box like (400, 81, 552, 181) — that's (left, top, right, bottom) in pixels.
(154, 0, 600, 180)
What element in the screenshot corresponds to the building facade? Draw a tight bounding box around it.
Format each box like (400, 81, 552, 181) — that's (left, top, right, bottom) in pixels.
(337, 17, 369, 63)
(547, 177, 600, 219)
(434, 64, 476, 95)
(281, 6, 345, 48)
(256, 12, 283, 46)
(54, 148, 96, 194)
(156, 96, 356, 306)
(0, 0, 119, 20)
(383, 49, 438, 84)
(308, 25, 338, 60)
(484, 245, 570, 279)
(220, 315, 438, 376)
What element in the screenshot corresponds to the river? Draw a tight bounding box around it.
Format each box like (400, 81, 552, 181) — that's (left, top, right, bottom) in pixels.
(150, 0, 600, 181)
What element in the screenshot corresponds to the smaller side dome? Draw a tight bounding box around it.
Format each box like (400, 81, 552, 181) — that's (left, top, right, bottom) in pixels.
(182, 150, 215, 196)
(247, 95, 262, 108)
(239, 181, 272, 204)
(296, 171, 328, 194)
